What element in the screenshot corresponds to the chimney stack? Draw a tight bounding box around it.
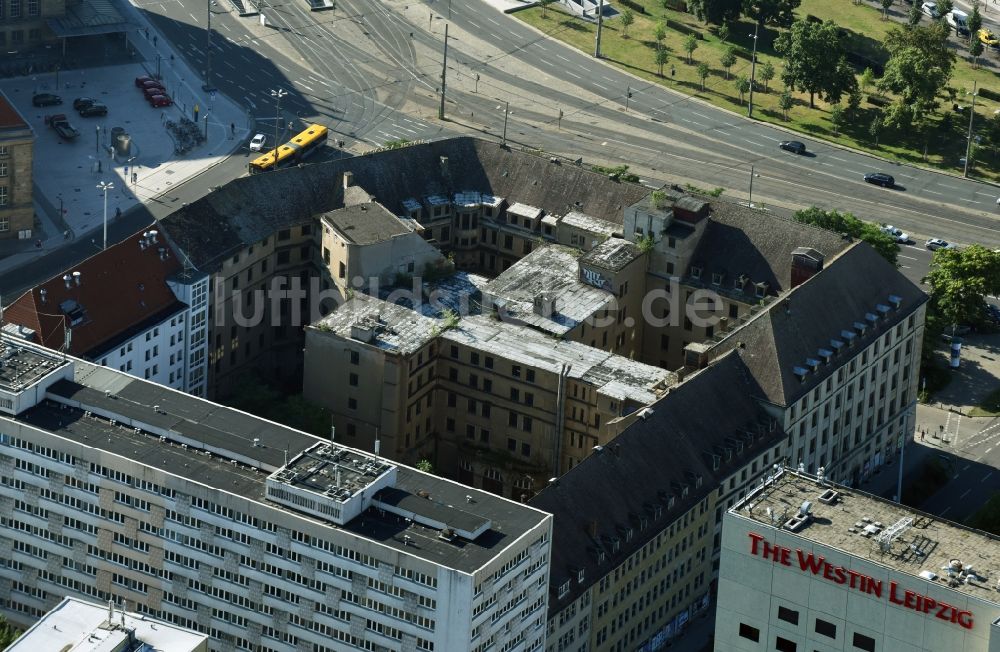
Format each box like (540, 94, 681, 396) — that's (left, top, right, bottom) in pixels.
(343, 171, 354, 190)
(63, 274, 72, 289)
(72, 271, 81, 287)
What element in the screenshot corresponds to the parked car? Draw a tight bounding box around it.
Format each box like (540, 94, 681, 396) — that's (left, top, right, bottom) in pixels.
(141, 80, 165, 92)
(979, 28, 999, 48)
(32, 93, 62, 107)
(926, 238, 956, 251)
(921, 1, 940, 18)
(778, 140, 806, 155)
(881, 225, 909, 243)
(44, 114, 80, 140)
(78, 103, 108, 117)
(249, 133, 267, 152)
(135, 75, 157, 87)
(946, 9, 970, 36)
(985, 303, 1000, 324)
(143, 86, 167, 100)
(147, 94, 173, 108)
(864, 172, 895, 187)
(72, 97, 97, 111)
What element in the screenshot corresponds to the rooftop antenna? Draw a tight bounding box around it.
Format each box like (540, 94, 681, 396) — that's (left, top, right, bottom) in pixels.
(283, 448, 288, 466)
(119, 601, 125, 627)
(108, 599, 114, 623)
(374, 427, 380, 463)
(330, 424, 335, 446)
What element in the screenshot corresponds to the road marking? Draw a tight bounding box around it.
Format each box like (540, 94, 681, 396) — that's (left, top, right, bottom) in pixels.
(983, 472, 993, 482)
(975, 191, 996, 197)
(923, 189, 944, 195)
(486, 16, 500, 25)
(592, 82, 608, 91)
(536, 44, 548, 51)
(557, 54, 571, 63)
(691, 111, 712, 120)
(828, 156, 848, 163)
(941, 506, 951, 516)
(467, 19, 481, 29)
(246, 98, 256, 109)
(955, 197, 980, 204)
(565, 70, 582, 79)
(899, 254, 916, 260)
(961, 488, 972, 499)
(188, 12, 198, 22)
(224, 61, 236, 70)
(963, 463, 971, 471)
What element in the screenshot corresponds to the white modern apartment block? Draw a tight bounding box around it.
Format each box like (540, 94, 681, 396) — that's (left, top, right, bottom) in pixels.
(6, 596, 209, 652)
(716, 469, 1000, 652)
(5, 229, 209, 397)
(0, 334, 552, 652)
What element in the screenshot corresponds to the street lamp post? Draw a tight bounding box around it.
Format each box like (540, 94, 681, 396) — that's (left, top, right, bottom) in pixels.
(97, 181, 114, 251)
(964, 81, 978, 178)
(748, 21, 759, 118)
(95, 125, 100, 156)
(127, 156, 138, 197)
(501, 101, 509, 147)
(204, 0, 214, 91)
(748, 165, 760, 208)
(270, 88, 287, 170)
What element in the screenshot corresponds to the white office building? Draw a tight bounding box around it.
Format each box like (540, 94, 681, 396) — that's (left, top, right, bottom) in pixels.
(716, 468, 1000, 652)
(0, 334, 552, 652)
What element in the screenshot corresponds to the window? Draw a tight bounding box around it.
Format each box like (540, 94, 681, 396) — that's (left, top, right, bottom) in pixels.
(738, 624, 759, 642)
(815, 619, 836, 639)
(10, 0, 21, 17)
(775, 637, 796, 652)
(0, 186, 7, 207)
(350, 351, 359, 365)
(521, 442, 531, 457)
(26, 0, 36, 15)
(0, 162, 6, 177)
(347, 397, 357, 410)
(777, 606, 799, 626)
(852, 633, 876, 652)
(507, 438, 517, 451)
(338, 262, 346, 278)
(349, 373, 358, 386)
(0, 216, 8, 233)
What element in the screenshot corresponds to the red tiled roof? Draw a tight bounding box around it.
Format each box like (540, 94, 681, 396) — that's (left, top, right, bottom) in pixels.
(5, 228, 184, 356)
(0, 91, 28, 130)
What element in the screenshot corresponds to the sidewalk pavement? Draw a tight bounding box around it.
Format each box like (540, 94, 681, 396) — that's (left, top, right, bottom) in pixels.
(0, 3, 251, 280)
(925, 333, 1000, 416)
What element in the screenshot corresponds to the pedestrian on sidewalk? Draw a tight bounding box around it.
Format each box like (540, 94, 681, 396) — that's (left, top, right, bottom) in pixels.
(230, 122, 235, 138)
(153, 35, 158, 46)
(145, 27, 150, 39)
(115, 206, 122, 220)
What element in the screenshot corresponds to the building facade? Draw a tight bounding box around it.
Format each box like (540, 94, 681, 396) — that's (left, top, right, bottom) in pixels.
(716, 469, 1000, 652)
(0, 90, 32, 240)
(0, 334, 553, 652)
(5, 229, 209, 396)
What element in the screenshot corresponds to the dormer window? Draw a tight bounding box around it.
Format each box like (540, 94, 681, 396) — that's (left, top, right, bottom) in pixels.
(691, 265, 702, 280)
(558, 580, 571, 599)
(653, 505, 662, 519)
(754, 283, 767, 298)
(611, 538, 621, 553)
(597, 551, 606, 564)
(577, 569, 585, 583)
(712, 272, 723, 286)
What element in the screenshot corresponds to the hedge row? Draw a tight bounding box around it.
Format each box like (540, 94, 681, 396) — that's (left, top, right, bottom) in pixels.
(979, 87, 1000, 102)
(666, 18, 704, 39)
(619, 0, 647, 14)
(661, 0, 687, 10)
(867, 94, 890, 107)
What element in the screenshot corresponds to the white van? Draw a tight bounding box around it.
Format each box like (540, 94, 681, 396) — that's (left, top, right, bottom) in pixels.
(947, 9, 970, 35)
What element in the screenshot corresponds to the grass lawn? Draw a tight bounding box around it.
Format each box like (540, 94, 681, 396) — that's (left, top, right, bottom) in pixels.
(970, 387, 1000, 416)
(517, 0, 1000, 181)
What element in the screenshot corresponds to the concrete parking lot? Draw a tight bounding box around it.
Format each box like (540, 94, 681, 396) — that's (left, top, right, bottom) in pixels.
(0, 12, 248, 276)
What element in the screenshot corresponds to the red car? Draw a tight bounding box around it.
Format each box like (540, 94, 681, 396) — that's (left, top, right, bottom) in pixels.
(141, 80, 165, 93)
(134, 75, 157, 87)
(143, 86, 167, 100)
(148, 94, 173, 107)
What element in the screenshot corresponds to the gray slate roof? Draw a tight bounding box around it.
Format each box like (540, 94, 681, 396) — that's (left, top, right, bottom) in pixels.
(322, 202, 411, 245)
(689, 203, 851, 294)
(712, 243, 927, 406)
(529, 351, 783, 612)
(159, 138, 650, 271)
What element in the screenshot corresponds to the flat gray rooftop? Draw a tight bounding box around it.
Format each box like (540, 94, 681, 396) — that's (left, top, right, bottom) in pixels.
(482, 245, 612, 336)
(0, 342, 68, 393)
(322, 203, 411, 245)
(313, 296, 439, 355)
(8, 358, 547, 572)
(732, 470, 1000, 603)
(280, 442, 395, 501)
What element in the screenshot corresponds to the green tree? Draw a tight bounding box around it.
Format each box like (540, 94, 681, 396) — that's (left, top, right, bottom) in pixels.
(684, 33, 700, 63)
(908, 4, 922, 26)
(0, 616, 18, 649)
(936, 0, 953, 17)
(793, 207, 899, 265)
(538, 0, 556, 17)
(759, 60, 775, 91)
(743, 0, 800, 27)
(869, 113, 883, 146)
(775, 19, 858, 108)
(697, 61, 711, 88)
(717, 23, 730, 42)
(778, 89, 793, 120)
(416, 459, 435, 474)
(971, 37, 984, 68)
(829, 103, 846, 135)
(654, 20, 667, 49)
(984, 110, 1000, 155)
(620, 8, 635, 38)
(720, 46, 737, 79)
(969, 1, 983, 40)
(655, 47, 670, 76)
(735, 74, 751, 102)
(859, 66, 875, 94)
(847, 88, 862, 115)
(687, 0, 742, 24)
(878, 23, 955, 124)
(925, 245, 1000, 331)
(881, 0, 893, 19)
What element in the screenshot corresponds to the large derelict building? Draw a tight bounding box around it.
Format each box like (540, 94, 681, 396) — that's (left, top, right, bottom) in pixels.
(715, 469, 1000, 652)
(0, 334, 552, 652)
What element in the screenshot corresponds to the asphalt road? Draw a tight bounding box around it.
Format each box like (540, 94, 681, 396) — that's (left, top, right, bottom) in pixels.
(135, 0, 1000, 249)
